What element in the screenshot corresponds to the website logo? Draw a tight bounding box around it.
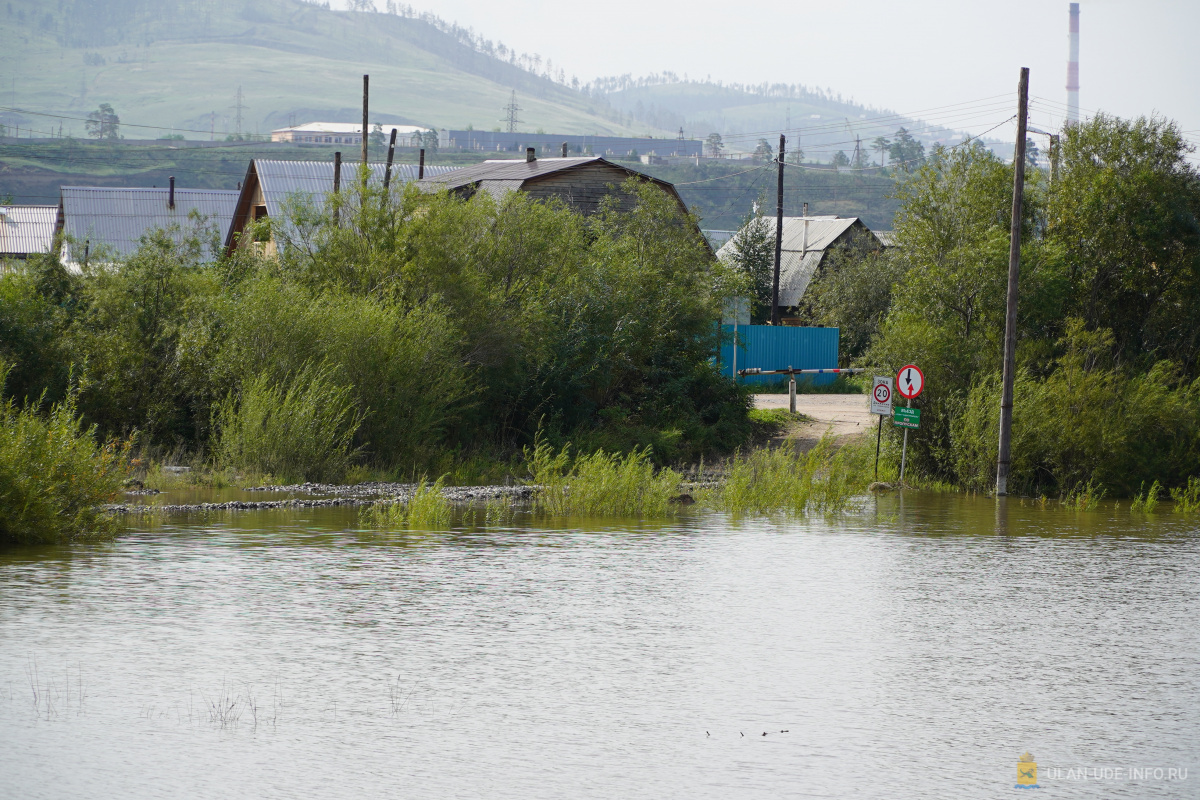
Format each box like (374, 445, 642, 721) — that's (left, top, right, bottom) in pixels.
(1016, 751, 1040, 790)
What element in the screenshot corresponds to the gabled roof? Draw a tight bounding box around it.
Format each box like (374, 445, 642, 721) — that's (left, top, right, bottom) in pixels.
(420, 156, 608, 190)
(717, 216, 881, 306)
(0, 205, 57, 258)
(58, 187, 239, 262)
(225, 159, 457, 252)
(250, 160, 458, 219)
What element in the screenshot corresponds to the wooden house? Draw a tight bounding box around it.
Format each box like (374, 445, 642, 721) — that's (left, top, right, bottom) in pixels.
(416, 151, 692, 219)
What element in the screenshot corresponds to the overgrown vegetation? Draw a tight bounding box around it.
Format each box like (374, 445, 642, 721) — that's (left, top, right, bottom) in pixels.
(361, 477, 453, 530)
(0, 365, 127, 545)
(0, 174, 751, 499)
(804, 113, 1200, 498)
(527, 438, 682, 518)
(700, 437, 871, 515)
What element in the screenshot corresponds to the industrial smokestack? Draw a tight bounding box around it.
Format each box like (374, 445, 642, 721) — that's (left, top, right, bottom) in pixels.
(1067, 2, 1080, 126)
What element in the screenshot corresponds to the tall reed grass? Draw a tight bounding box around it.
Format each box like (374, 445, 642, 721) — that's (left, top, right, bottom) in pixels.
(1169, 477, 1200, 513)
(527, 439, 682, 517)
(214, 362, 363, 484)
(361, 477, 453, 530)
(701, 437, 871, 515)
(0, 365, 128, 545)
(1130, 480, 1162, 513)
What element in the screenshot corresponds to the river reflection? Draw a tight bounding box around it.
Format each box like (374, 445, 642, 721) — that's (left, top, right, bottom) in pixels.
(0, 492, 1197, 799)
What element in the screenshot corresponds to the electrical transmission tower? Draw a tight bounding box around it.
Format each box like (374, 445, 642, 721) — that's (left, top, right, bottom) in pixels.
(233, 86, 247, 136)
(502, 91, 522, 134)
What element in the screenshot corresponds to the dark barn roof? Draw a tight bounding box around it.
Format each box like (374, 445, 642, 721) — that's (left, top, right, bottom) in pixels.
(417, 156, 693, 219)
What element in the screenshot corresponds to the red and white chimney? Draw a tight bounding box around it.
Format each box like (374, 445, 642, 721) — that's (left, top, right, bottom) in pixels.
(1066, 3, 1080, 126)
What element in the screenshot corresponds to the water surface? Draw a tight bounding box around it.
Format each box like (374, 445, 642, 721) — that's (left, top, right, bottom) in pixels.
(1, 493, 1197, 798)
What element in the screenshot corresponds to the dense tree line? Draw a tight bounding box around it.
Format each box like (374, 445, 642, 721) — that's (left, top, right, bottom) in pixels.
(804, 113, 1200, 497)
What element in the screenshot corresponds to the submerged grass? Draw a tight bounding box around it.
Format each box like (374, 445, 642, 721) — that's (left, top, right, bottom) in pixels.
(1063, 480, 1104, 512)
(1131, 480, 1162, 513)
(360, 476, 453, 530)
(700, 437, 872, 515)
(527, 439, 682, 518)
(1169, 477, 1200, 513)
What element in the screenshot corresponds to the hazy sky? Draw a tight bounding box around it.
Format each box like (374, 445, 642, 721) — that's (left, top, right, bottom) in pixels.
(350, 0, 1199, 146)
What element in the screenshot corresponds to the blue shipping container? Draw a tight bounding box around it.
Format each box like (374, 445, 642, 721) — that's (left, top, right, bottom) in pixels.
(717, 325, 840, 386)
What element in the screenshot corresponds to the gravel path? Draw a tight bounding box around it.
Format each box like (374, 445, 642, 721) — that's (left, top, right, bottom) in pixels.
(753, 393, 875, 449)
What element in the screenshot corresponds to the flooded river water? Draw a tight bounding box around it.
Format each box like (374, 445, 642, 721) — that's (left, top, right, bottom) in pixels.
(1, 492, 1197, 798)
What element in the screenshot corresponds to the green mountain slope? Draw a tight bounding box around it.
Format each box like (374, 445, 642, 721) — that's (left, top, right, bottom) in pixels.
(0, 0, 648, 139)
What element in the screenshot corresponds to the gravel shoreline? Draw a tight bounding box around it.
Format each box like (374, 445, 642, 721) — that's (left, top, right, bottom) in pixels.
(105, 483, 536, 515)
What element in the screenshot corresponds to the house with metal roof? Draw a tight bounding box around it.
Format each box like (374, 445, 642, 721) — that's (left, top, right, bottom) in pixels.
(57, 183, 239, 267)
(716, 216, 888, 311)
(0, 205, 57, 260)
(224, 159, 457, 256)
(417, 151, 692, 219)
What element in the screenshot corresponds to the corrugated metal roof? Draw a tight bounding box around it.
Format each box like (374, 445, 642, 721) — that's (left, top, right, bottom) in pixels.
(0, 205, 57, 257)
(254, 160, 457, 219)
(419, 156, 613, 191)
(60, 187, 239, 262)
(874, 230, 898, 247)
(717, 216, 882, 306)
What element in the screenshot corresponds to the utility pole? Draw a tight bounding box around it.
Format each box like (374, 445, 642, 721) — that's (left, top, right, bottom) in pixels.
(770, 133, 785, 325)
(333, 151, 342, 226)
(1049, 133, 1060, 186)
(361, 74, 369, 167)
(383, 128, 397, 191)
(996, 67, 1030, 497)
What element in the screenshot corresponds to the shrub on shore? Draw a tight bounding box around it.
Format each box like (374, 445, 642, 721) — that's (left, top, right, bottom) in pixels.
(527, 439, 682, 518)
(361, 477, 453, 530)
(701, 437, 870, 515)
(214, 363, 363, 484)
(0, 366, 127, 546)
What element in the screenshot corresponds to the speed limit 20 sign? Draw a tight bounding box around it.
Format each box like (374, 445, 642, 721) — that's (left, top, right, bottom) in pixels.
(870, 376, 893, 416)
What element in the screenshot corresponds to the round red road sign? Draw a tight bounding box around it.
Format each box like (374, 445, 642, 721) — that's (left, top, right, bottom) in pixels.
(897, 364, 924, 399)
(873, 383, 891, 404)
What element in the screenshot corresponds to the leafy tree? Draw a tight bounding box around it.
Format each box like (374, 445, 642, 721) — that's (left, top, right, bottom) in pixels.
(370, 122, 385, 148)
(887, 127, 925, 171)
(832, 151, 850, 168)
(705, 132, 724, 157)
(419, 129, 439, 153)
(872, 136, 891, 166)
(1050, 113, 1200, 370)
(1024, 137, 1040, 170)
(721, 198, 774, 323)
(753, 138, 775, 163)
(85, 103, 120, 139)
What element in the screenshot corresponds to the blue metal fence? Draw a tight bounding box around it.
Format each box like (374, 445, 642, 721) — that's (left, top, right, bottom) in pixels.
(717, 325, 841, 385)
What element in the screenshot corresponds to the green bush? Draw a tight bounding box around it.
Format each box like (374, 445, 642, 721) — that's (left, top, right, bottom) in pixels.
(214, 362, 364, 484)
(216, 278, 469, 469)
(701, 437, 870, 515)
(950, 323, 1200, 497)
(361, 477, 453, 530)
(0, 366, 127, 546)
(527, 438, 682, 518)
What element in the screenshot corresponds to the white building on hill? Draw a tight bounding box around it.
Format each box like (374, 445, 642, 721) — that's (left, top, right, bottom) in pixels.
(271, 122, 428, 145)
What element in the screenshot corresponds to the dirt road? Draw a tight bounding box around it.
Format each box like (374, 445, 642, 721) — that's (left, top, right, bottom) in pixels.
(753, 393, 875, 449)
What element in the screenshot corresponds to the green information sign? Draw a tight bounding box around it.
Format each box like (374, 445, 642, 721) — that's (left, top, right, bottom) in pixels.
(893, 407, 921, 429)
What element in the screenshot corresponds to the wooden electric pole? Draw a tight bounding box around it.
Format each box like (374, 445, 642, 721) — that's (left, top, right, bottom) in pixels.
(770, 133, 786, 325)
(996, 67, 1029, 497)
(332, 151, 342, 226)
(383, 128, 397, 191)
(361, 74, 369, 167)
